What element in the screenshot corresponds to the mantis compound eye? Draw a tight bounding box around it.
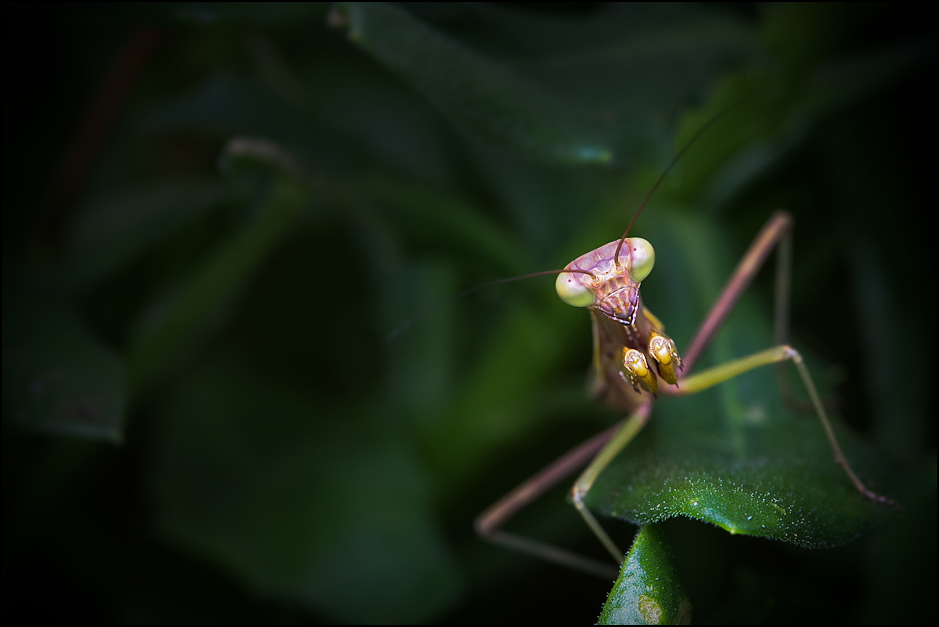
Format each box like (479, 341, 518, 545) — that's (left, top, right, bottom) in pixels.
(625, 238, 655, 283)
(556, 272, 596, 308)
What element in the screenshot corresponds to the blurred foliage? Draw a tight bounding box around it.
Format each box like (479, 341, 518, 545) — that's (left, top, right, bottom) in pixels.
(2, 2, 935, 624)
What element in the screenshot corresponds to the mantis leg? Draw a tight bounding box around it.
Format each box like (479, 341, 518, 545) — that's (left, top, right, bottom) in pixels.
(474, 424, 623, 578)
(669, 346, 893, 504)
(571, 401, 653, 563)
(669, 209, 891, 503)
(682, 210, 793, 373)
(570, 212, 891, 563)
(569, 212, 797, 562)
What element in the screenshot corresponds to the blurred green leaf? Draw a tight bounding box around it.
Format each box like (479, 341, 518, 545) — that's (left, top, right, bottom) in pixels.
(340, 3, 758, 166)
(355, 174, 527, 277)
(145, 72, 308, 139)
(151, 362, 462, 623)
(128, 170, 303, 391)
(3, 281, 125, 441)
(338, 2, 613, 164)
(62, 181, 230, 290)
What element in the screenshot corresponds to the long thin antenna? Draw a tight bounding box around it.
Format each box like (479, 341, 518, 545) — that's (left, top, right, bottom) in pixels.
(613, 93, 757, 269)
(390, 93, 758, 340)
(385, 268, 595, 341)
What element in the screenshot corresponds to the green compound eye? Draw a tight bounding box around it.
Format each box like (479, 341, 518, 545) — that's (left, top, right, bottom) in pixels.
(626, 238, 655, 283)
(556, 272, 595, 308)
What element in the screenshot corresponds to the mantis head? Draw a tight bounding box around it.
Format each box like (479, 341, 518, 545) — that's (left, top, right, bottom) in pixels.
(555, 238, 656, 311)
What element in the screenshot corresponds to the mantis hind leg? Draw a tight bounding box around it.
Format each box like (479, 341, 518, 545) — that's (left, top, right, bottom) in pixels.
(474, 402, 654, 576)
(474, 424, 622, 578)
(667, 210, 893, 504)
(669, 346, 894, 505)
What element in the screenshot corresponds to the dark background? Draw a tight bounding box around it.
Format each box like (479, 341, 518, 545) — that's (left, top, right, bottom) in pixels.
(3, 3, 935, 623)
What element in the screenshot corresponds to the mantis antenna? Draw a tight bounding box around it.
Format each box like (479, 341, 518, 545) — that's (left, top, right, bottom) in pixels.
(613, 92, 758, 270)
(388, 92, 757, 341)
(385, 268, 597, 341)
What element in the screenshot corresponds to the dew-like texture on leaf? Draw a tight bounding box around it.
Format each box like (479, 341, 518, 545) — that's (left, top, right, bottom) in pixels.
(599, 525, 691, 625)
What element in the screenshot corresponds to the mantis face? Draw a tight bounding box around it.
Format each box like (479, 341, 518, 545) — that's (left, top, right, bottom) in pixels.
(555, 237, 655, 324)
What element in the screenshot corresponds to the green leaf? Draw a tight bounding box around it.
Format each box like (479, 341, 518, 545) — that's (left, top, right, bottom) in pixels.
(2, 281, 126, 442)
(150, 362, 462, 623)
(337, 3, 757, 166)
(337, 2, 613, 164)
(599, 525, 691, 625)
(355, 174, 528, 276)
(62, 181, 229, 290)
(128, 171, 302, 391)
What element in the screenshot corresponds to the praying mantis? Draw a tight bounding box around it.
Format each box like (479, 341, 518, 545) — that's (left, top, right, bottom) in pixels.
(472, 102, 896, 587)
